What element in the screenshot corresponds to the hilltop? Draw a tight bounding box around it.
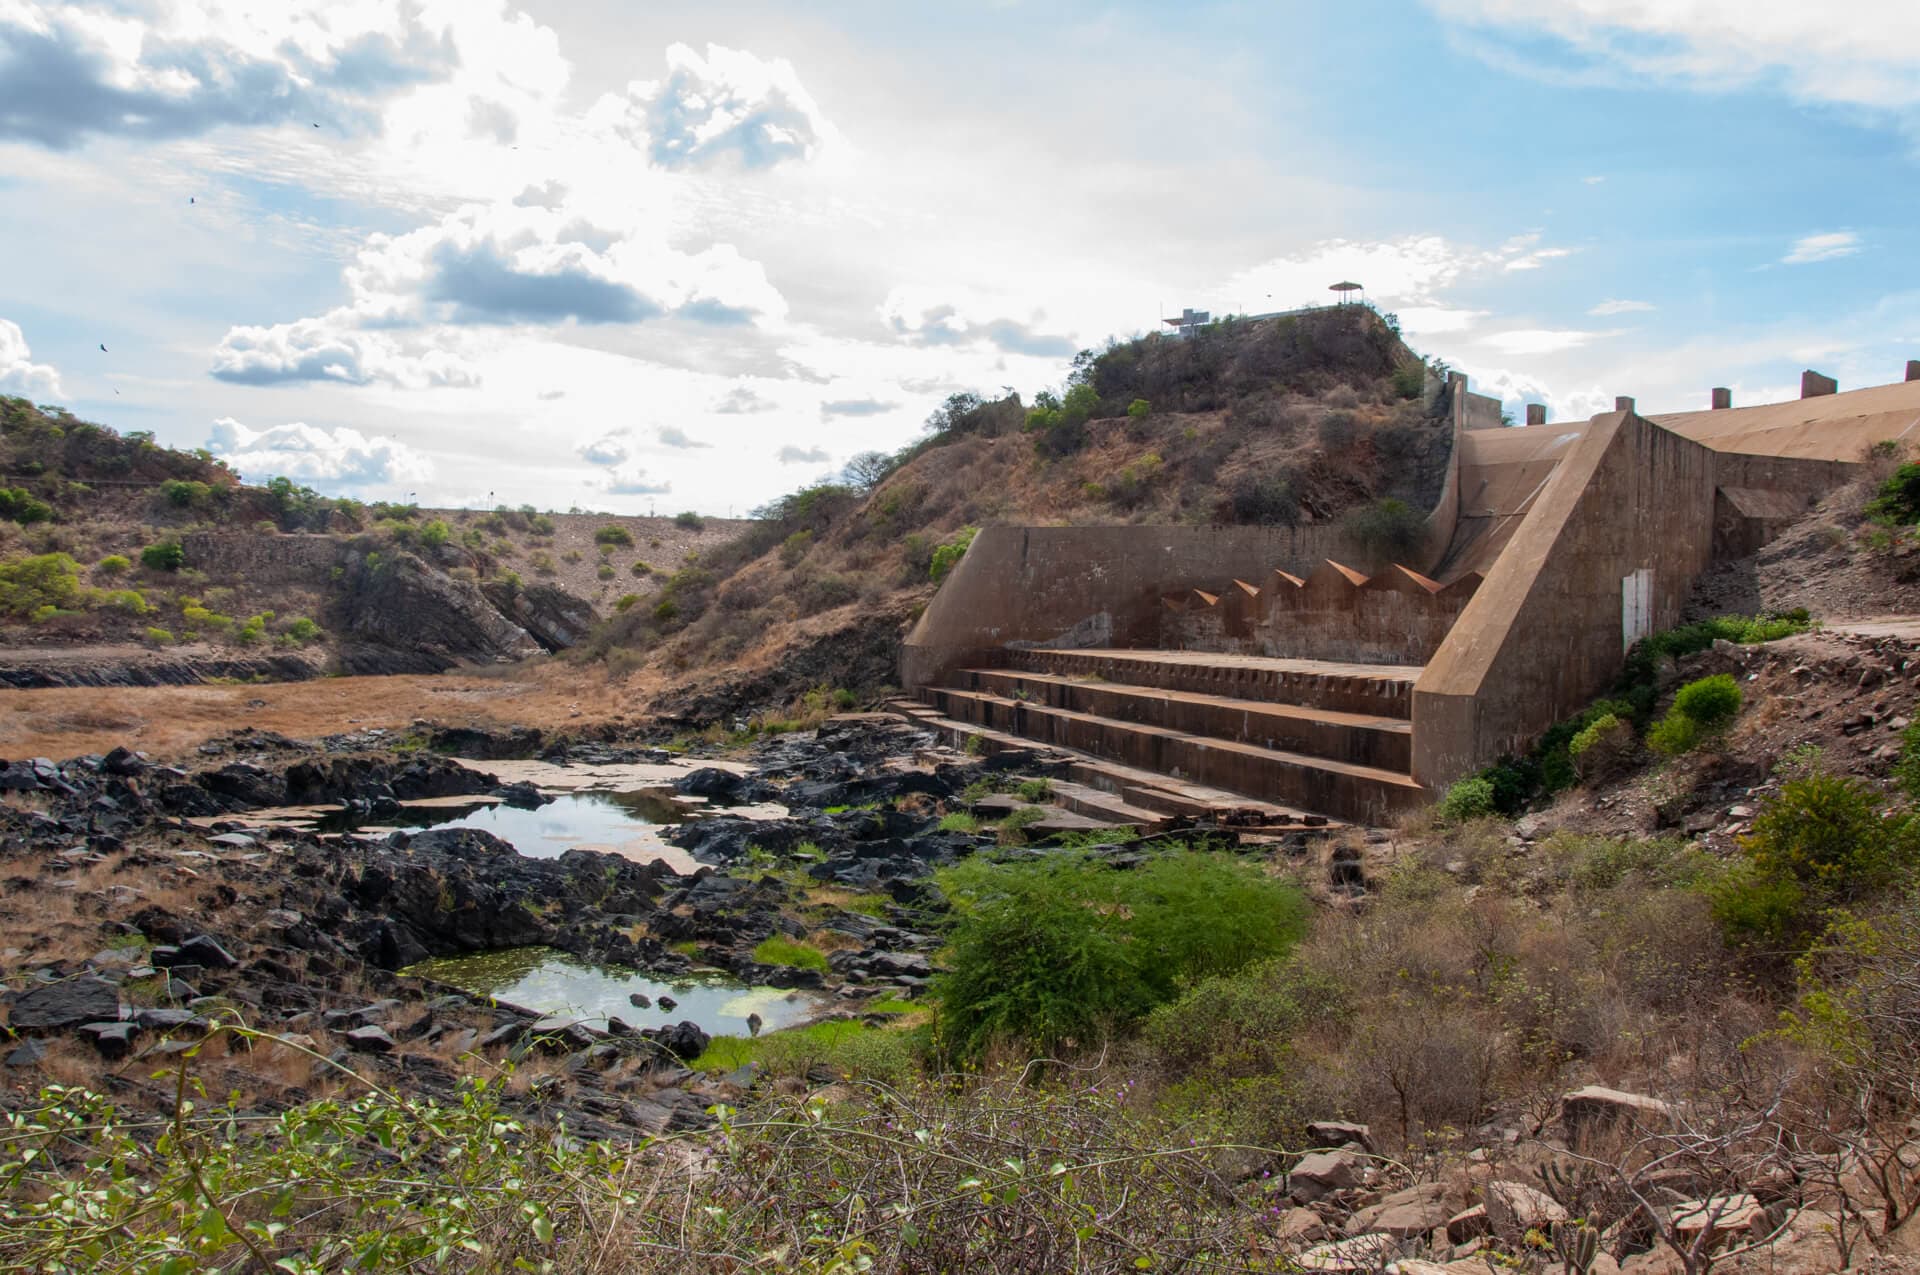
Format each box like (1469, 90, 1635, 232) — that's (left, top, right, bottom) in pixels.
(591, 305, 1453, 721)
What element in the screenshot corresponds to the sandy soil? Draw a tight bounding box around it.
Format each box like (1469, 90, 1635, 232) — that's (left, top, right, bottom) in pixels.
(0, 659, 666, 762)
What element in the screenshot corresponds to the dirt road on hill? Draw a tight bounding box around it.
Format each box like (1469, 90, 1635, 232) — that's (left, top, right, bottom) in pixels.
(0, 661, 664, 762)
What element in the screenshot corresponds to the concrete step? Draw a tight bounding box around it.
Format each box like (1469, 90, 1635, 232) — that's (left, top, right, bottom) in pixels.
(1008, 648, 1418, 719)
(886, 700, 1336, 829)
(959, 668, 1411, 771)
(1036, 778, 1172, 829)
(922, 687, 1426, 825)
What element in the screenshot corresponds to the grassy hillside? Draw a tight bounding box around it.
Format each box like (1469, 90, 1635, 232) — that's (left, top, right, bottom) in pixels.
(591, 305, 1452, 720)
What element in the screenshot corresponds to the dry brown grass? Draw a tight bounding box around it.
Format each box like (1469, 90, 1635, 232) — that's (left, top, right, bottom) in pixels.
(0, 659, 651, 761)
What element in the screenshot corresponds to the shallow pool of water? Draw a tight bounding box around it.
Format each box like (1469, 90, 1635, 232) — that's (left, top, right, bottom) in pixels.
(317, 789, 686, 857)
(405, 946, 825, 1037)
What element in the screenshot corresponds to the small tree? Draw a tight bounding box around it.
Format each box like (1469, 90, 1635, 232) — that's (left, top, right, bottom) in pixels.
(140, 540, 186, 572)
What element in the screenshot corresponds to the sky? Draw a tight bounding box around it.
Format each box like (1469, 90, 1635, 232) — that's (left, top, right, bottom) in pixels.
(2, 1, 1918, 514)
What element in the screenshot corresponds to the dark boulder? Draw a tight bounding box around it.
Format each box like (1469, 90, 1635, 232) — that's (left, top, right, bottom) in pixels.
(8, 976, 122, 1032)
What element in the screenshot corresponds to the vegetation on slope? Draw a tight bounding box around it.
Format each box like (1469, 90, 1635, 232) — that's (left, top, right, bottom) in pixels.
(586, 306, 1453, 717)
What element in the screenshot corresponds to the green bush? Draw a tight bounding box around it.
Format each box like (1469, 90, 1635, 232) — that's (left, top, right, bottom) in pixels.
(143, 626, 174, 645)
(1648, 673, 1743, 756)
(1673, 673, 1741, 729)
(284, 617, 322, 644)
(1896, 719, 1920, 801)
(1126, 398, 1151, 420)
(779, 529, 814, 566)
(160, 478, 211, 508)
(0, 486, 53, 525)
(938, 811, 981, 834)
(94, 554, 130, 576)
(1438, 775, 1496, 822)
(140, 540, 185, 572)
(529, 552, 556, 576)
(629, 560, 653, 577)
(614, 593, 642, 613)
(596, 562, 615, 580)
(932, 849, 1308, 1062)
(93, 588, 152, 615)
(1015, 778, 1052, 803)
(674, 511, 705, 530)
(418, 518, 451, 548)
(1568, 712, 1635, 782)
(1711, 774, 1919, 946)
(1865, 462, 1920, 524)
(0, 553, 82, 619)
(751, 937, 829, 972)
(929, 526, 978, 583)
(1343, 498, 1425, 565)
(594, 525, 635, 547)
(1390, 359, 1429, 400)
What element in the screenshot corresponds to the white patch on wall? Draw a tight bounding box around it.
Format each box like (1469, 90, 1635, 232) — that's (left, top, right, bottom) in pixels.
(1622, 567, 1653, 651)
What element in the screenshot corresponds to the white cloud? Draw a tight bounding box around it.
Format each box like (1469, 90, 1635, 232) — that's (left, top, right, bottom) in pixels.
(210, 314, 478, 388)
(714, 386, 777, 414)
(1582, 175, 1606, 185)
(1589, 299, 1656, 316)
(578, 434, 628, 465)
(657, 425, 708, 449)
(599, 43, 843, 171)
(601, 465, 670, 495)
(879, 287, 1077, 356)
(777, 443, 829, 464)
(0, 319, 62, 398)
(0, 0, 464, 149)
(1218, 233, 1571, 318)
(205, 417, 433, 490)
(1425, 1, 1920, 117)
(1482, 328, 1604, 356)
(1457, 364, 1614, 424)
(1783, 231, 1861, 264)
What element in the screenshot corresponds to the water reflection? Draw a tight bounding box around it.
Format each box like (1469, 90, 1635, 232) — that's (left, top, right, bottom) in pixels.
(405, 946, 824, 1037)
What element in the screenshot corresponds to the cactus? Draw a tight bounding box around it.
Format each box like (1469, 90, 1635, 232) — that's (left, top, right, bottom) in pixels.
(1551, 1220, 1599, 1274)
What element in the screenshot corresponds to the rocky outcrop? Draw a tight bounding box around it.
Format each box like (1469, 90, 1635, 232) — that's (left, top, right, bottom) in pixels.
(331, 548, 544, 673)
(0, 649, 324, 689)
(483, 581, 600, 651)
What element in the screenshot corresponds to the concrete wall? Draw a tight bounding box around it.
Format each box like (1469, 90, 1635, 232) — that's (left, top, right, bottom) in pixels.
(1411, 412, 1719, 786)
(1163, 564, 1480, 666)
(904, 523, 1372, 689)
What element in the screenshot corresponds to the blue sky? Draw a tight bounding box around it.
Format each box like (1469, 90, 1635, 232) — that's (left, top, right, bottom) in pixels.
(1, 0, 1915, 511)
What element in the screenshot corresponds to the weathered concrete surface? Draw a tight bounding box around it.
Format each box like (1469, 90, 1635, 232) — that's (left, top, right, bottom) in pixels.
(903, 524, 1389, 691)
(1164, 561, 1479, 666)
(1413, 411, 1718, 786)
(1654, 376, 1920, 459)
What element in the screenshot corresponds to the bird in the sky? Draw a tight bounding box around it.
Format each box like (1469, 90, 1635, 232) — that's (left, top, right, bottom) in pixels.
(189, 196, 195, 204)
(312, 123, 321, 129)
(98, 343, 108, 352)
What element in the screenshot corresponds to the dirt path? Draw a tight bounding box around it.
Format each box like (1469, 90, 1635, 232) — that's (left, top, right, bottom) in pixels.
(0, 661, 661, 762)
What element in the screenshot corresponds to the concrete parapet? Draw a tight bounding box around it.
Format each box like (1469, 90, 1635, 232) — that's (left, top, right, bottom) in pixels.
(1711, 387, 1732, 410)
(1525, 404, 1546, 426)
(1908, 361, 1920, 384)
(1802, 369, 1838, 398)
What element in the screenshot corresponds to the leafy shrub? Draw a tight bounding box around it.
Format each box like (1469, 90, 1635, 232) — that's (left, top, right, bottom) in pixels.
(1896, 719, 1920, 801)
(1126, 398, 1151, 419)
(0, 486, 53, 525)
(596, 563, 615, 580)
(779, 529, 814, 566)
(614, 593, 642, 613)
(1712, 774, 1918, 946)
(594, 525, 635, 547)
(159, 478, 211, 508)
(418, 518, 451, 548)
(674, 511, 705, 530)
(140, 539, 185, 571)
(181, 604, 233, 632)
(94, 554, 130, 576)
(0, 552, 81, 619)
(1390, 359, 1429, 400)
(284, 617, 322, 644)
(932, 849, 1308, 1061)
(1865, 462, 1920, 524)
(1673, 673, 1741, 729)
(143, 626, 174, 645)
(562, 549, 582, 564)
(1015, 778, 1052, 803)
(929, 526, 978, 583)
(94, 589, 151, 615)
(752, 937, 829, 972)
(1227, 470, 1299, 525)
(1568, 712, 1633, 783)
(1647, 674, 1742, 756)
(1343, 497, 1425, 565)
(1438, 775, 1496, 822)
(629, 560, 652, 577)
(529, 552, 556, 576)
